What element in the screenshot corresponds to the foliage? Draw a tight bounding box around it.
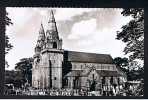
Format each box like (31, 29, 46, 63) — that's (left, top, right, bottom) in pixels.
(5, 57, 33, 88)
(5, 10, 13, 68)
(123, 82, 144, 96)
(5, 70, 25, 88)
(5, 35, 13, 54)
(113, 57, 129, 68)
(113, 57, 144, 81)
(116, 8, 144, 61)
(113, 57, 130, 76)
(5, 12, 13, 54)
(15, 57, 33, 85)
(128, 67, 144, 81)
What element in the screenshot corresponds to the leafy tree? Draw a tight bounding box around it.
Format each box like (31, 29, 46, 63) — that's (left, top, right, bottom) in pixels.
(113, 57, 144, 96)
(128, 67, 144, 81)
(116, 8, 144, 61)
(113, 57, 129, 75)
(113, 57, 143, 81)
(5, 57, 34, 89)
(5, 10, 13, 67)
(15, 57, 33, 85)
(5, 70, 25, 88)
(128, 60, 142, 71)
(113, 57, 129, 68)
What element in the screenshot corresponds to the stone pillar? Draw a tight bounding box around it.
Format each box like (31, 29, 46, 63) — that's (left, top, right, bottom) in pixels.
(71, 77, 74, 89)
(68, 78, 70, 88)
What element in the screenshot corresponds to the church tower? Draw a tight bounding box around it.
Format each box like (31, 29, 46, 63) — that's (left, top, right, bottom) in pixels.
(32, 10, 63, 89)
(32, 23, 46, 88)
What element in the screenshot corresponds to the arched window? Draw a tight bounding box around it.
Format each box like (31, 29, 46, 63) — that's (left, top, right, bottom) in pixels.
(92, 74, 95, 80)
(53, 42, 57, 48)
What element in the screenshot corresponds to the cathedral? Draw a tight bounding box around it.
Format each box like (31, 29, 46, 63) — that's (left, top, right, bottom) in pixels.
(32, 10, 126, 91)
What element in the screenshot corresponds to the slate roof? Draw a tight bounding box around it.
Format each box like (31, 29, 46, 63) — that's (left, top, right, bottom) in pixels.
(64, 51, 113, 64)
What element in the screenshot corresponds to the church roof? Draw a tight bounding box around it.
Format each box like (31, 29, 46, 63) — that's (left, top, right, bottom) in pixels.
(64, 51, 113, 64)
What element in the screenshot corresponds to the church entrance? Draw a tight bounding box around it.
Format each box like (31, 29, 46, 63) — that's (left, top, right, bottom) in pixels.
(86, 69, 100, 92)
(90, 80, 97, 91)
(89, 74, 97, 91)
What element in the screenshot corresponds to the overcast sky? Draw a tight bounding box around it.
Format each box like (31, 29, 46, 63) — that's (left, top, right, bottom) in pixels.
(6, 8, 133, 70)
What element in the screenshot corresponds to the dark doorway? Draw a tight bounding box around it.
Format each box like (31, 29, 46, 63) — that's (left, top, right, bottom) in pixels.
(90, 80, 96, 91)
(90, 74, 96, 91)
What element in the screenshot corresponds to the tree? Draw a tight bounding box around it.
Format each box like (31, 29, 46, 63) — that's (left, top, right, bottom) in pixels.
(113, 57, 129, 74)
(5, 57, 33, 89)
(116, 8, 144, 61)
(128, 66, 144, 81)
(5, 10, 13, 67)
(113, 57, 143, 81)
(113, 57, 129, 68)
(5, 70, 25, 88)
(5, 11, 13, 53)
(15, 57, 33, 85)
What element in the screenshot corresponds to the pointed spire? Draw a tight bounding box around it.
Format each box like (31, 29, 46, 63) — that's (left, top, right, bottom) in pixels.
(38, 22, 45, 41)
(48, 9, 55, 23)
(35, 22, 46, 52)
(46, 9, 59, 39)
(39, 22, 44, 33)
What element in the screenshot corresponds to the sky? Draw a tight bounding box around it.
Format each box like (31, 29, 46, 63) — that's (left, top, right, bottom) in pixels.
(6, 8, 133, 70)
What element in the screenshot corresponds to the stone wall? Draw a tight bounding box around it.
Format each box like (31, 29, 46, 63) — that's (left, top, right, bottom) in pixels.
(71, 62, 117, 71)
(65, 62, 126, 90)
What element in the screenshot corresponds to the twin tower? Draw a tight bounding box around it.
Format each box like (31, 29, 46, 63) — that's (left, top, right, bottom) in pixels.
(32, 10, 64, 89)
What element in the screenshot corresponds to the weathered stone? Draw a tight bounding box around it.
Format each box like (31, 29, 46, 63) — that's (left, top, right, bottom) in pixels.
(32, 9, 127, 91)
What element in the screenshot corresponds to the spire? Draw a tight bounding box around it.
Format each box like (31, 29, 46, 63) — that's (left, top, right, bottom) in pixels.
(35, 23, 45, 51)
(46, 9, 59, 40)
(38, 22, 45, 41)
(48, 9, 55, 23)
(39, 23, 44, 33)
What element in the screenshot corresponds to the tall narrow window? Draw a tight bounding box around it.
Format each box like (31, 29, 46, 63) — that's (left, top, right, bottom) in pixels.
(92, 74, 94, 80)
(54, 77, 57, 80)
(53, 42, 57, 48)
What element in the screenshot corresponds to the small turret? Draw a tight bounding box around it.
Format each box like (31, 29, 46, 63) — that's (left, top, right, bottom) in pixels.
(38, 23, 45, 41)
(35, 23, 46, 53)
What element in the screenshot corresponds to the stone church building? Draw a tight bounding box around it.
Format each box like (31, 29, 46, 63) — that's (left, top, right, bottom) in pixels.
(32, 10, 126, 91)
